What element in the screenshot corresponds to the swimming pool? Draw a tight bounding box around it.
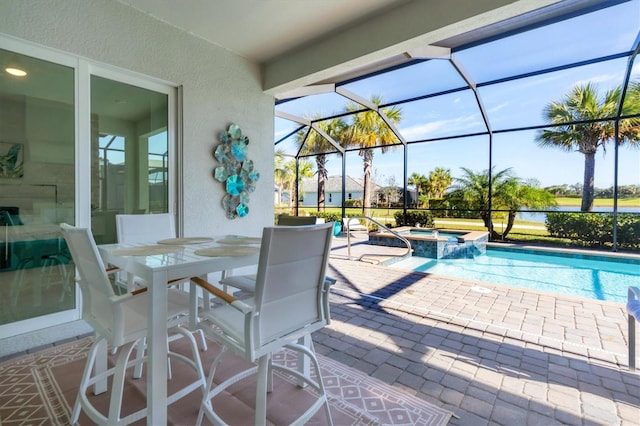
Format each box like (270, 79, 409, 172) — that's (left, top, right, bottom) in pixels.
(391, 246, 640, 304)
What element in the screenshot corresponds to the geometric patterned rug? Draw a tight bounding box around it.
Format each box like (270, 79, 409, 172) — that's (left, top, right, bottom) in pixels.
(0, 336, 452, 425)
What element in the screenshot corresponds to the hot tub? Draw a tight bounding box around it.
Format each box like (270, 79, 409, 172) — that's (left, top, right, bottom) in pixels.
(368, 227, 489, 259)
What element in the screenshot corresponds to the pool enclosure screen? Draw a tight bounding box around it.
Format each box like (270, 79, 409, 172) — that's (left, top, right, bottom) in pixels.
(273, 0, 640, 251)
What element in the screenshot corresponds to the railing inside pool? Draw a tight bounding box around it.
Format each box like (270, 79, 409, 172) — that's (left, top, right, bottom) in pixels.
(346, 216, 412, 262)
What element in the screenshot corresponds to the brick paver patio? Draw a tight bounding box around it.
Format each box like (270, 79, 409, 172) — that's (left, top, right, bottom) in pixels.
(2, 234, 638, 425)
(317, 244, 639, 425)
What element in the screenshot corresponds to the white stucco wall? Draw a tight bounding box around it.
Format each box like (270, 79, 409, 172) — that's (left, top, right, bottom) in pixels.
(0, 0, 275, 238)
(0, 0, 274, 355)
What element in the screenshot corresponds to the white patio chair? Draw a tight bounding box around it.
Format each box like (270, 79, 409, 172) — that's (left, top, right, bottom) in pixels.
(115, 213, 208, 353)
(191, 223, 335, 425)
(220, 223, 336, 296)
(627, 286, 640, 371)
(276, 214, 317, 226)
(59, 223, 205, 425)
(343, 217, 369, 235)
(114, 213, 179, 292)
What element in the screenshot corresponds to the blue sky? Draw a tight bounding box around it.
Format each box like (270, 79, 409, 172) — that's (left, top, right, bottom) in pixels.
(274, 1, 640, 190)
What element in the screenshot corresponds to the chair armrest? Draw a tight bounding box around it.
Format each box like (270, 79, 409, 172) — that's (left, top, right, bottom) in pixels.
(131, 287, 148, 296)
(628, 287, 640, 321)
(105, 266, 121, 274)
(191, 276, 252, 314)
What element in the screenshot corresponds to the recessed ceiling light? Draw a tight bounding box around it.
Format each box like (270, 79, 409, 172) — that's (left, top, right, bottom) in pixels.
(5, 67, 27, 77)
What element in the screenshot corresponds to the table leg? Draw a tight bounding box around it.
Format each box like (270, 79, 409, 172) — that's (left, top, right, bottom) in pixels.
(147, 270, 169, 425)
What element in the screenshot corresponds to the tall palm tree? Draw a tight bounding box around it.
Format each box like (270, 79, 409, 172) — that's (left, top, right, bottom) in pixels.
(536, 82, 640, 211)
(298, 117, 347, 212)
(346, 95, 402, 217)
(274, 151, 290, 205)
(446, 167, 556, 239)
(408, 172, 427, 207)
(274, 152, 313, 209)
(288, 159, 314, 209)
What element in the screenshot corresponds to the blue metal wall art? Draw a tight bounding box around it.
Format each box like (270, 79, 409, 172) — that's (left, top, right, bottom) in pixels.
(212, 124, 259, 219)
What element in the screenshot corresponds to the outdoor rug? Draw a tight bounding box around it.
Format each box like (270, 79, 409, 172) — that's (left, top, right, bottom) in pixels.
(0, 336, 452, 425)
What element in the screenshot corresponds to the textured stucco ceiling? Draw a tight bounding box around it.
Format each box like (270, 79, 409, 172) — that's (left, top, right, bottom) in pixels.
(116, 0, 408, 62)
(114, 0, 600, 96)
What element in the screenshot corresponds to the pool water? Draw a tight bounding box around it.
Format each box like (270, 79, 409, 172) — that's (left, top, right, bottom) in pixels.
(408, 230, 464, 239)
(392, 247, 640, 303)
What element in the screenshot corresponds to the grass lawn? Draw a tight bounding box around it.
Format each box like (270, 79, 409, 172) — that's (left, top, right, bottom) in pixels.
(554, 197, 640, 207)
(279, 204, 637, 252)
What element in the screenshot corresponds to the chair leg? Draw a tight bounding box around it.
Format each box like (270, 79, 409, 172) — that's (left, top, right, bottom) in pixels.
(267, 357, 274, 393)
(175, 327, 206, 390)
(167, 339, 173, 380)
(195, 329, 208, 352)
(71, 337, 103, 424)
(630, 313, 636, 371)
(255, 355, 270, 425)
(197, 346, 229, 425)
(284, 341, 334, 425)
(107, 340, 139, 423)
(304, 343, 333, 426)
(132, 339, 146, 379)
(132, 337, 174, 380)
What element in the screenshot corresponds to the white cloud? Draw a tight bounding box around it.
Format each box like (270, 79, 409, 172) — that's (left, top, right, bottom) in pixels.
(399, 114, 483, 141)
(574, 71, 623, 88)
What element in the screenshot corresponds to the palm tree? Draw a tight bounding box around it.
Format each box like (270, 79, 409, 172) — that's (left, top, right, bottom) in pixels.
(346, 95, 402, 217)
(274, 152, 313, 209)
(427, 167, 452, 198)
(536, 82, 640, 211)
(274, 150, 292, 206)
(445, 167, 556, 240)
(298, 117, 347, 212)
(408, 172, 427, 207)
(289, 159, 314, 209)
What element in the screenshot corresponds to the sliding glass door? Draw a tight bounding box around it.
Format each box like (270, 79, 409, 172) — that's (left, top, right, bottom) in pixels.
(0, 40, 176, 339)
(0, 48, 76, 328)
(90, 75, 170, 244)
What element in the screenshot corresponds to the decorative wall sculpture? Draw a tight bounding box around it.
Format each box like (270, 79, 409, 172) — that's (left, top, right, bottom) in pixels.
(212, 124, 259, 219)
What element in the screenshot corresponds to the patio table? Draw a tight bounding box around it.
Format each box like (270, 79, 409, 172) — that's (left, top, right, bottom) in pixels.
(98, 236, 260, 425)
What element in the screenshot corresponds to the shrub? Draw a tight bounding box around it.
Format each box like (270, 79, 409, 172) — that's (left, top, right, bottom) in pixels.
(313, 211, 341, 223)
(394, 210, 434, 227)
(546, 212, 639, 249)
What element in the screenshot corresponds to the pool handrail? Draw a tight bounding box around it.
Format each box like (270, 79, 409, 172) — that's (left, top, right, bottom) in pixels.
(346, 216, 412, 262)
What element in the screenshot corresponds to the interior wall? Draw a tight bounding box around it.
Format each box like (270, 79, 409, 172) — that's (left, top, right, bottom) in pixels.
(0, 0, 276, 238)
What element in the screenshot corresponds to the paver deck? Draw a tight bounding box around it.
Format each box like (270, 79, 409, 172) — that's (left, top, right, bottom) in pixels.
(2, 233, 638, 424)
(320, 235, 639, 425)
